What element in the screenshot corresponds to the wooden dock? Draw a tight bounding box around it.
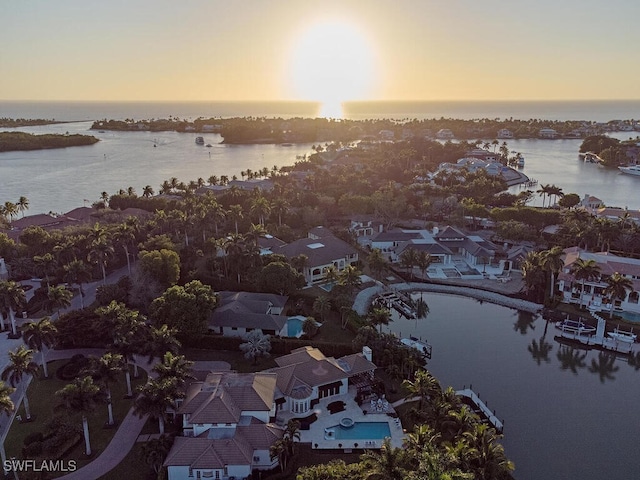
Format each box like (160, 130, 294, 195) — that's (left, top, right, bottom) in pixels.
(456, 388, 504, 434)
(375, 290, 416, 319)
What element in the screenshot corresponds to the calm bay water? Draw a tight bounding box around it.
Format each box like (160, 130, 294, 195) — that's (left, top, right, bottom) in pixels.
(384, 292, 640, 480)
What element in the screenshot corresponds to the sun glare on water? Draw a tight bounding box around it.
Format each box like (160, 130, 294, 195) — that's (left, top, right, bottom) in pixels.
(288, 20, 377, 118)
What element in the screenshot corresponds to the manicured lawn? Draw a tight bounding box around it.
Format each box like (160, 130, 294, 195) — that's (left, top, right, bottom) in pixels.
(5, 359, 148, 472)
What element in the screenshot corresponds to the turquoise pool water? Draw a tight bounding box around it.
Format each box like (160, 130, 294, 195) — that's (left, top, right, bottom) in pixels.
(319, 281, 336, 292)
(617, 310, 640, 323)
(287, 317, 304, 337)
(329, 422, 391, 440)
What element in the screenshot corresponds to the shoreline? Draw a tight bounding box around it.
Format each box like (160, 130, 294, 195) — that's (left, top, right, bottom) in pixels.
(353, 281, 543, 315)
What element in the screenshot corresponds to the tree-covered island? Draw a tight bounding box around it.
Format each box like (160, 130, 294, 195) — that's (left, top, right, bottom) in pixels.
(0, 131, 99, 152)
(0, 118, 61, 128)
(91, 116, 640, 144)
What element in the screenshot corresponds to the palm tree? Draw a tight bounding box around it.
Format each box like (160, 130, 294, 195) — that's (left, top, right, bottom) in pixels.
(0, 280, 26, 337)
(416, 251, 433, 280)
(569, 258, 601, 309)
(0, 381, 15, 466)
(114, 223, 137, 275)
(85, 353, 124, 426)
(541, 246, 564, 301)
(604, 272, 634, 317)
(152, 352, 194, 389)
(44, 284, 73, 317)
(134, 377, 182, 434)
(557, 346, 587, 375)
(338, 265, 362, 295)
(367, 306, 392, 333)
(88, 239, 114, 284)
(55, 376, 106, 456)
(520, 251, 546, 303)
(272, 197, 289, 226)
(111, 316, 144, 397)
(302, 316, 319, 337)
(312, 295, 331, 322)
(63, 259, 92, 309)
(142, 185, 154, 198)
(143, 324, 181, 363)
(360, 437, 407, 480)
(140, 434, 173, 476)
(33, 253, 56, 286)
(2, 345, 39, 420)
(400, 248, 418, 281)
(17, 196, 29, 218)
(463, 423, 514, 480)
(228, 204, 244, 235)
(367, 248, 388, 281)
(239, 330, 271, 365)
(250, 196, 272, 226)
(22, 317, 57, 378)
(402, 369, 441, 412)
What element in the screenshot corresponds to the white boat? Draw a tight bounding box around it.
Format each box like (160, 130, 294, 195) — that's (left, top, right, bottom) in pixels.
(618, 164, 640, 176)
(555, 319, 596, 335)
(195, 136, 205, 145)
(607, 328, 637, 343)
(517, 156, 525, 168)
(401, 337, 432, 358)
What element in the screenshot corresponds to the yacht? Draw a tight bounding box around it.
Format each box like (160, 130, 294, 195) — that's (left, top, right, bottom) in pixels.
(618, 164, 640, 176)
(195, 136, 205, 145)
(607, 327, 637, 343)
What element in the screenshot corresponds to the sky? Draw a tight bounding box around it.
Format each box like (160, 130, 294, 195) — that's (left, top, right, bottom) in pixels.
(1, 0, 639, 102)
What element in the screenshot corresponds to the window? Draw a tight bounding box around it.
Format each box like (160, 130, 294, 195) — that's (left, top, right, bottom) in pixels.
(253, 456, 260, 462)
(215, 472, 220, 480)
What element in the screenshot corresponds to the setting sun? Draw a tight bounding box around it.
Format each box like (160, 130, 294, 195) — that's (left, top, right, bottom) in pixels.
(287, 19, 377, 115)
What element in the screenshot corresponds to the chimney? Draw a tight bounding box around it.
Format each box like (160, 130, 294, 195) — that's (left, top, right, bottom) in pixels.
(362, 346, 372, 362)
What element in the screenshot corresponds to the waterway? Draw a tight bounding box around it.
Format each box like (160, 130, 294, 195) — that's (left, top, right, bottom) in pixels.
(383, 292, 640, 480)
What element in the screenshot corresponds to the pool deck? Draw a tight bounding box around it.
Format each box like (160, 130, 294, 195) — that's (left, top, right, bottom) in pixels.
(276, 386, 406, 450)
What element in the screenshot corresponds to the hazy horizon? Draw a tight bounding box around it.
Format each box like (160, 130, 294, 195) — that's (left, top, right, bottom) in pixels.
(2, 1, 640, 104)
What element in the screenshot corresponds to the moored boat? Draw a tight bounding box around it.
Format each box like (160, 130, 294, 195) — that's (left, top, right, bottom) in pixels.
(607, 328, 637, 343)
(618, 164, 640, 176)
(555, 319, 596, 335)
(195, 136, 205, 145)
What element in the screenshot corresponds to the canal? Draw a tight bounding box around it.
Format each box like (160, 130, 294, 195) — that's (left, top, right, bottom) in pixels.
(383, 292, 639, 480)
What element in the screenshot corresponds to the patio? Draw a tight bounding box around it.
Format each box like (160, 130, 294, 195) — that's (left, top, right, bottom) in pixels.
(276, 386, 405, 450)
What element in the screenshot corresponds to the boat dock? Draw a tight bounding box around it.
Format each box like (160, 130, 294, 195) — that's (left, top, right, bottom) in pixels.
(400, 336, 432, 359)
(456, 387, 504, 434)
(375, 289, 417, 319)
(555, 313, 635, 355)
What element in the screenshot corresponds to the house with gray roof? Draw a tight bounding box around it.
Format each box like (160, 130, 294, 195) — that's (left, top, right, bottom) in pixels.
(276, 230, 358, 284)
(208, 291, 288, 338)
(165, 371, 283, 480)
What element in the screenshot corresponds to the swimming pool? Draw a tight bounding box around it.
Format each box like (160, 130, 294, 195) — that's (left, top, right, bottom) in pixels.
(286, 317, 304, 338)
(617, 310, 640, 323)
(326, 422, 391, 440)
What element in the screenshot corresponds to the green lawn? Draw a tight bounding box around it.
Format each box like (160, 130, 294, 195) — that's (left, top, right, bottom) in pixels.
(4, 359, 148, 473)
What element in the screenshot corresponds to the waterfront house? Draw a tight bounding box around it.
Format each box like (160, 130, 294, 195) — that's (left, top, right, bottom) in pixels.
(270, 346, 376, 416)
(208, 291, 288, 338)
(538, 127, 558, 139)
(497, 128, 514, 139)
(349, 217, 384, 238)
(558, 247, 640, 316)
(165, 371, 283, 480)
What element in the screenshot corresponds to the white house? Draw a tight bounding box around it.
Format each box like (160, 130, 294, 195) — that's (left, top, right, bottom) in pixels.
(497, 128, 514, 139)
(539, 128, 558, 139)
(558, 247, 640, 316)
(436, 128, 455, 139)
(165, 371, 283, 480)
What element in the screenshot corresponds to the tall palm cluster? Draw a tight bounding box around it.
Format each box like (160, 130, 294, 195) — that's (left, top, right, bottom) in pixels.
(0, 197, 29, 225)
